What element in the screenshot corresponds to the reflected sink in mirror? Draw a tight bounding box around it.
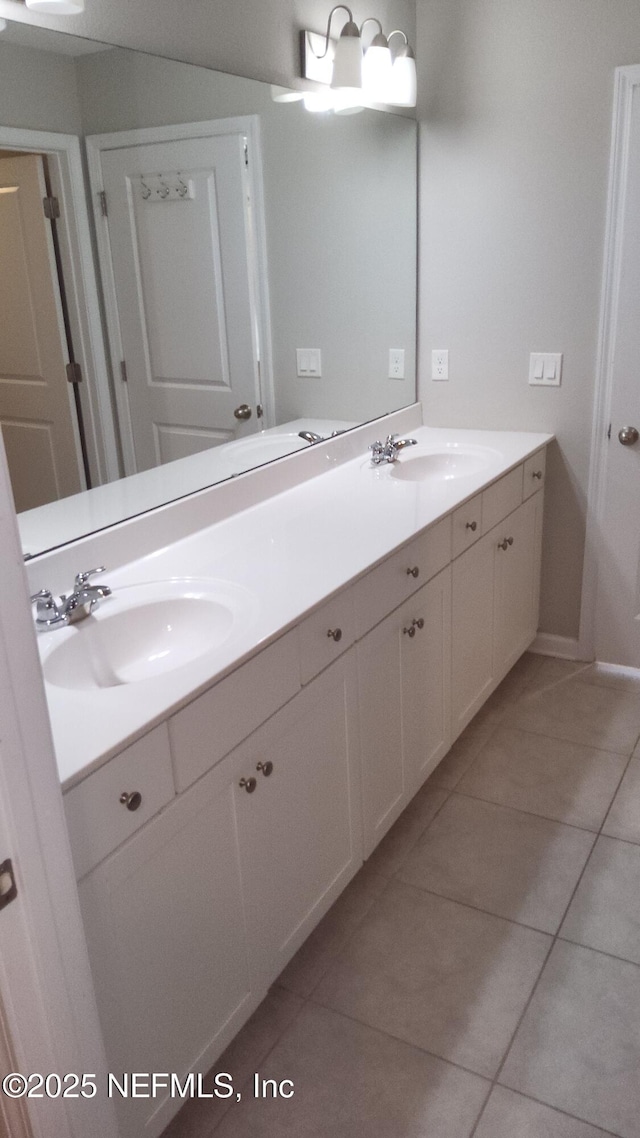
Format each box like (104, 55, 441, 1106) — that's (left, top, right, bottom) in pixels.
(42, 579, 259, 691)
(389, 447, 501, 483)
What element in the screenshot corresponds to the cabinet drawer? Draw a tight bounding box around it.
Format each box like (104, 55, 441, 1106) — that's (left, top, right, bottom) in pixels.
(169, 632, 300, 793)
(523, 448, 547, 500)
(355, 517, 451, 636)
(452, 493, 483, 558)
(482, 467, 523, 534)
(64, 725, 174, 879)
(297, 588, 356, 685)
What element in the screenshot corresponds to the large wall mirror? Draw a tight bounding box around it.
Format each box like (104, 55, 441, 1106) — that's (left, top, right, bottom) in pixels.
(0, 21, 417, 558)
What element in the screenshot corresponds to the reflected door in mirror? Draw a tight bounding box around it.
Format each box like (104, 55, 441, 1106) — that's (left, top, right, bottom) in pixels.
(97, 126, 262, 473)
(0, 154, 84, 510)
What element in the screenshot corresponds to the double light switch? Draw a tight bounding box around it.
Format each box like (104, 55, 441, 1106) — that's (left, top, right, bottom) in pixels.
(529, 352, 562, 387)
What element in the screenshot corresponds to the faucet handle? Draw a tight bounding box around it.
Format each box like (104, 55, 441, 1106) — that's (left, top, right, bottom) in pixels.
(30, 588, 53, 605)
(74, 566, 107, 588)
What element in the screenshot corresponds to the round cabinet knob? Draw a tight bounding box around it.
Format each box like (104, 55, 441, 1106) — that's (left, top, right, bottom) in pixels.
(257, 761, 274, 777)
(327, 628, 342, 642)
(465, 521, 477, 532)
(234, 403, 252, 421)
(532, 469, 543, 480)
(406, 566, 420, 579)
(618, 426, 639, 446)
(119, 791, 142, 812)
(497, 538, 513, 551)
(415, 617, 425, 630)
(239, 777, 257, 793)
(403, 624, 416, 638)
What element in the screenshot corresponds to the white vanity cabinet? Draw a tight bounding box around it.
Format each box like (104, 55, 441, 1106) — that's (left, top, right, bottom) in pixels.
(77, 755, 255, 1138)
(451, 488, 544, 737)
(357, 566, 451, 856)
(231, 653, 362, 988)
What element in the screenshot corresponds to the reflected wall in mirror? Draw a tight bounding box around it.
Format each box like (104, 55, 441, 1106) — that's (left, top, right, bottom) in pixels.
(0, 22, 417, 558)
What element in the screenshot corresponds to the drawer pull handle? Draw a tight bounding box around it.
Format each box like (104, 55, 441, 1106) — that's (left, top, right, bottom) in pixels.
(406, 566, 420, 579)
(532, 470, 543, 480)
(239, 777, 257, 794)
(257, 761, 274, 777)
(403, 617, 425, 638)
(327, 628, 343, 642)
(497, 537, 514, 551)
(465, 521, 478, 531)
(119, 791, 142, 812)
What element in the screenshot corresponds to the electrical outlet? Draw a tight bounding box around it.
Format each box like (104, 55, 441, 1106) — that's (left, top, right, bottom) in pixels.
(388, 348, 405, 379)
(432, 349, 449, 381)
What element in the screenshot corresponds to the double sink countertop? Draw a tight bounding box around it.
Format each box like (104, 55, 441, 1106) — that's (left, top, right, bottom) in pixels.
(38, 424, 552, 789)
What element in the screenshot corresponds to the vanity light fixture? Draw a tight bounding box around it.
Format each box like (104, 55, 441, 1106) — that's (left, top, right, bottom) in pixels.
(25, 0, 85, 13)
(301, 5, 417, 111)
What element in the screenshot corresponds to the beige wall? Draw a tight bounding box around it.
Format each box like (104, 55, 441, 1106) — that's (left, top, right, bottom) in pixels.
(417, 0, 640, 642)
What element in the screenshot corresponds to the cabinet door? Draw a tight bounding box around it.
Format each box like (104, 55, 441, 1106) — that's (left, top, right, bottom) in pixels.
(493, 492, 542, 678)
(234, 652, 362, 988)
(357, 607, 406, 855)
(78, 756, 255, 1138)
(451, 529, 496, 739)
(402, 567, 452, 795)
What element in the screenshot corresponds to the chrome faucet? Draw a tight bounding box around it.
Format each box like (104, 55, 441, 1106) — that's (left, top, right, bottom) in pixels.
(30, 567, 112, 631)
(369, 434, 418, 465)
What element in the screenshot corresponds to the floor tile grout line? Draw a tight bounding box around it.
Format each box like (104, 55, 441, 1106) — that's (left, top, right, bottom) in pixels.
(555, 933, 640, 971)
(469, 743, 639, 1138)
(490, 1084, 627, 1138)
(450, 786, 606, 835)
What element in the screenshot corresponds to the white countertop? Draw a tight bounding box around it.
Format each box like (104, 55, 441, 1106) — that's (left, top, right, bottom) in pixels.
(41, 424, 552, 790)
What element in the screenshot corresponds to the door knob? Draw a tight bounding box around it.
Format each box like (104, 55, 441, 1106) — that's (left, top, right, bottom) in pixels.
(618, 426, 639, 446)
(234, 404, 252, 421)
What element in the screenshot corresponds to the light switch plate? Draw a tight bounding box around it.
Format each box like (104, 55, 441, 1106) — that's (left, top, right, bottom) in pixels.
(296, 349, 322, 378)
(529, 352, 562, 386)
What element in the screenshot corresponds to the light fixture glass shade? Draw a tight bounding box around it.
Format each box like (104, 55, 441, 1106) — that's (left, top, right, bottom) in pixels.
(303, 89, 336, 112)
(362, 33, 392, 101)
(25, 0, 85, 12)
(270, 85, 305, 103)
(330, 21, 362, 90)
(388, 46, 417, 107)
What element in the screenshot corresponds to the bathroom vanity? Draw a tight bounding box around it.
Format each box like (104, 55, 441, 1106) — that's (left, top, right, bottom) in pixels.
(32, 411, 551, 1138)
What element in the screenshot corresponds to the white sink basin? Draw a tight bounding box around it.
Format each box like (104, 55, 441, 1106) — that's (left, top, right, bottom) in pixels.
(42, 578, 259, 691)
(389, 447, 499, 483)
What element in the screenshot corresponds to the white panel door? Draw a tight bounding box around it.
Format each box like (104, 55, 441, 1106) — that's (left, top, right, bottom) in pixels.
(595, 75, 640, 666)
(98, 130, 260, 472)
(0, 154, 83, 510)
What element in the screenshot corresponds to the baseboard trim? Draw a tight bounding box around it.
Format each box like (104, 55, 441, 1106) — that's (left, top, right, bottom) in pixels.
(530, 633, 586, 660)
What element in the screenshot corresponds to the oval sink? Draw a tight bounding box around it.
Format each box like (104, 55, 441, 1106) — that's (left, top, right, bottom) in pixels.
(42, 579, 258, 691)
(390, 449, 496, 483)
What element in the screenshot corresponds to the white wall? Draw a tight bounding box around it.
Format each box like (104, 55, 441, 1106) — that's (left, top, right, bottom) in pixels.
(0, 0, 415, 87)
(417, 0, 640, 642)
(0, 40, 82, 133)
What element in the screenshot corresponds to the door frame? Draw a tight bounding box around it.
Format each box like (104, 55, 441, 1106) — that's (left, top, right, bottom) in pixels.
(0, 125, 119, 489)
(0, 433, 117, 1138)
(579, 65, 640, 662)
(86, 115, 275, 475)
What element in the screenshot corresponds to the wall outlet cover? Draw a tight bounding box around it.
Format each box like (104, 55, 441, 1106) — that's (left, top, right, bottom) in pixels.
(432, 349, 449, 381)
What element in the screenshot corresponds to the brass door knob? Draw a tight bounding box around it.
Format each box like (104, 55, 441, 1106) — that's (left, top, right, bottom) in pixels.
(618, 426, 639, 446)
(234, 404, 252, 421)
(119, 791, 142, 811)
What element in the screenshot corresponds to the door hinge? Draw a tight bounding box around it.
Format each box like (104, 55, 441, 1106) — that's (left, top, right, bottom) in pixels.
(0, 859, 18, 913)
(256, 404, 263, 419)
(43, 195, 60, 220)
(98, 190, 108, 217)
(66, 361, 83, 385)
(120, 360, 128, 383)
(244, 140, 249, 167)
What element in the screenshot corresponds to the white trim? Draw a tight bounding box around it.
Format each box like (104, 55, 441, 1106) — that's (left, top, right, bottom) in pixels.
(0, 125, 119, 488)
(530, 633, 584, 660)
(580, 66, 640, 662)
(86, 116, 275, 470)
(0, 435, 117, 1138)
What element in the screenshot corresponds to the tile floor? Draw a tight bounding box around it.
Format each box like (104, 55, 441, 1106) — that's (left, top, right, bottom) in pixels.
(163, 653, 640, 1138)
